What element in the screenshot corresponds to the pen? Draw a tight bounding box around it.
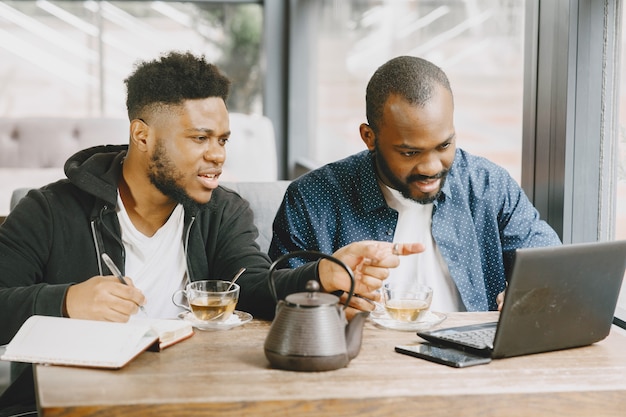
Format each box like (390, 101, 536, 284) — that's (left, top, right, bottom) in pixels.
(101, 253, 146, 313)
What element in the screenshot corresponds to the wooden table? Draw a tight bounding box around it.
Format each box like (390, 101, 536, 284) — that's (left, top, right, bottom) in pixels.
(34, 312, 626, 417)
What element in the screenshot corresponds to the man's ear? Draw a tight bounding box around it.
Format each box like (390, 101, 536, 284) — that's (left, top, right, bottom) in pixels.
(359, 123, 376, 151)
(129, 119, 150, 152)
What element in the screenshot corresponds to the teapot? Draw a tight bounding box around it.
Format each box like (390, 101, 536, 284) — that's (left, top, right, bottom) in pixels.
(264, 251, 369, 372)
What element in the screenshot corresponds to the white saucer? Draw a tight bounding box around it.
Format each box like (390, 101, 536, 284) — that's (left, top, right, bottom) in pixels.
(178, 310, 252, 331)
(371, 310, 447, 332)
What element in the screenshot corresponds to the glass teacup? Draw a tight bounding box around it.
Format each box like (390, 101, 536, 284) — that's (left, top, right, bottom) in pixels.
(172, 280, 239, 322)
(382, 284, 433, 322)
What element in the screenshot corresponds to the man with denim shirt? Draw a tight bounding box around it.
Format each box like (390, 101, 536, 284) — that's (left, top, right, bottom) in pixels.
(270, 56, 561, 312)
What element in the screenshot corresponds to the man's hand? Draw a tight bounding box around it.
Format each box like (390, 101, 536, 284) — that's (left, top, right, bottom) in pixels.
(317, 241, 425, 318)
(496, 290, 506, 311)
(64, 275, 146, 322)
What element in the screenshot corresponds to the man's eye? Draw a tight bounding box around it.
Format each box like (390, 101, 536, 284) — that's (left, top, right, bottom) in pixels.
(219, 138, 229, 146)
(401, 151, 418, 157)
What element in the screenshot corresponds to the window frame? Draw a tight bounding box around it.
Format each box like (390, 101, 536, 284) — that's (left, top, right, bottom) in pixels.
(523, 0, 621, 244)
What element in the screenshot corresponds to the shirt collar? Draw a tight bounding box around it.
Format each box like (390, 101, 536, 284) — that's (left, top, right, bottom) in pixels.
(356, 151, 390, 214)
(435, 150, 458, 206)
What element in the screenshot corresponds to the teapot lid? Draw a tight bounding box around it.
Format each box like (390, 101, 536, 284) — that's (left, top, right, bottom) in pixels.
(284, 280, 339, 307)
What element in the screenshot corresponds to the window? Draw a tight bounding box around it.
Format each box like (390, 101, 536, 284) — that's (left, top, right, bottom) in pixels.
(288, 0, 526, 182)
(0, 1, 263, 117)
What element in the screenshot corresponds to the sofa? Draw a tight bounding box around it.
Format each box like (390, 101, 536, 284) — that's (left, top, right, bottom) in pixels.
(0, 114, 278, 217)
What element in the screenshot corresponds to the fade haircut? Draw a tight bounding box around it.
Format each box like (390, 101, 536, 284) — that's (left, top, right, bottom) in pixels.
(365, 56, 452, 133)
(124, 51, 231, 121)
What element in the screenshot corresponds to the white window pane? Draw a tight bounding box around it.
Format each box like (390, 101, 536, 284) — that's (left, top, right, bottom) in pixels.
(0, 1, 263, 117)
(296, 0, 525, 182)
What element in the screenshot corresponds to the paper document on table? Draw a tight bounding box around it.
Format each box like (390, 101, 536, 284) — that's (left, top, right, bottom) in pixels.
(1, 315, 191, 368)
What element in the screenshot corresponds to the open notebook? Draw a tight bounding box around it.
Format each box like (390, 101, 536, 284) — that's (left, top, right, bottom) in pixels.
(1, 315, 193, 369)
(416, 240, 626, 359)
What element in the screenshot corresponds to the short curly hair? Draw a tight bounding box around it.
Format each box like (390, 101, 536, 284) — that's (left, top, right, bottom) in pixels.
(365, 56, 452, 133)
(124, 51, 231, 120)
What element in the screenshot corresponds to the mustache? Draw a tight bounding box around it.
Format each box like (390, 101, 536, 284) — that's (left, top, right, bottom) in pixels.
(407, 170, 448, 182)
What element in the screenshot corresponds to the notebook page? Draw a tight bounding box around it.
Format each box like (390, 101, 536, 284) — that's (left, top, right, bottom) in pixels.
(1, 316, 157, 368)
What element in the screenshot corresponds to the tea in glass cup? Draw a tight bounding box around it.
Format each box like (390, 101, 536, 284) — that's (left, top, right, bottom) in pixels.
(172, 280, 239, 322)
(383, 284, 433, 322)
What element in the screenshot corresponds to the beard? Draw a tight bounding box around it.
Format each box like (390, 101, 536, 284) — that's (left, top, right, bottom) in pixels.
(148, 141, 212, 213)
(373, 141, 448, 204)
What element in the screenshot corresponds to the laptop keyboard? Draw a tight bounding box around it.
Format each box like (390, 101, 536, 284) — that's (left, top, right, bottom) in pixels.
(437, 328, 496, 350)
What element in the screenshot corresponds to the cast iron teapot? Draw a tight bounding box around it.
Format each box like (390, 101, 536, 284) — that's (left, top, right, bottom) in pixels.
(264, 251, 369, 372)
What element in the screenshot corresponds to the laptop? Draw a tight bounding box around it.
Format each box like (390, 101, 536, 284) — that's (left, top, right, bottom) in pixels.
(416, 240, 626, 359)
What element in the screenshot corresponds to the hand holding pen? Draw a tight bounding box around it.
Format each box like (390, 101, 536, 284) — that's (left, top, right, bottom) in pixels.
(62, 254, 147, 321)
(101, 253, 147, 313)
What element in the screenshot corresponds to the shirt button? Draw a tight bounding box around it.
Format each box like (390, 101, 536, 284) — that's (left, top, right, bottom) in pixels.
(386, 229, 393, 235)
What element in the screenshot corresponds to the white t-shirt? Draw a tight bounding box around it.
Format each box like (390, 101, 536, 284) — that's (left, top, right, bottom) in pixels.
(380, 183, 465, 312)
(116, 193, 188, 319)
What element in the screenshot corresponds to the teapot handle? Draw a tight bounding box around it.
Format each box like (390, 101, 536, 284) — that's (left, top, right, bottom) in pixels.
(268, 250, 356, 310)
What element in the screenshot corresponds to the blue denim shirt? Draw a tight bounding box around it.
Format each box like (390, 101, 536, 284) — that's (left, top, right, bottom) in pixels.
(269, 149, 561, 311)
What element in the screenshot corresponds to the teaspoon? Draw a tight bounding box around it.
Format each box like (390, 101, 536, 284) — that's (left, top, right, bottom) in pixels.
(227, 267, 246, 291)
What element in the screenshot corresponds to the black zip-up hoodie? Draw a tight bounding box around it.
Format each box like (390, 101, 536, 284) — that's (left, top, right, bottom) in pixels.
(0, 144, 319, 342)
(0, 145, 320, 408)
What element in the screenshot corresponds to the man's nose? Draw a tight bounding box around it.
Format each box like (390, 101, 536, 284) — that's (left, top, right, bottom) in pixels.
(415, 152, 443, 177)
(204, 141, 226, 164)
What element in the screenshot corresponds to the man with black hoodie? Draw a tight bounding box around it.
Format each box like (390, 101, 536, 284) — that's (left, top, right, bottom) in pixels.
(0, 51, 421, 413)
